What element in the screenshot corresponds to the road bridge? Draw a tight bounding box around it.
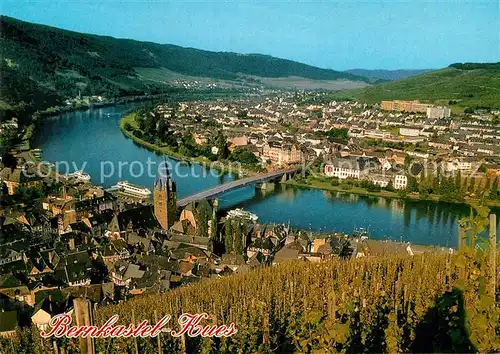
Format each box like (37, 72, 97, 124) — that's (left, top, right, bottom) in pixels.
(177, 168, 298, 207)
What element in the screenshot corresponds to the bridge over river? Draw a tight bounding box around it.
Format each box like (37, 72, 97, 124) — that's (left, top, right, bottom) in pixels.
(177, 168, 298, 207)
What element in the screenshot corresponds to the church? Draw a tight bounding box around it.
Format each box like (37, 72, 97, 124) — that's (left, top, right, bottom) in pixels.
(106, 168, 178, 239)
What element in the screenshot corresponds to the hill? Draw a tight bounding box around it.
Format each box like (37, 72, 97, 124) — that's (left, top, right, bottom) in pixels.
(0, 16, 370, 115)
(345, 68, 435, 81)
(6, 252, 498, 353)
(340, 63, 500, 111)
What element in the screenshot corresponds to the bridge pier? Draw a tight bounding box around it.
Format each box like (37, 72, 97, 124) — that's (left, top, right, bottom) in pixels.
(255, 181, 275, 191)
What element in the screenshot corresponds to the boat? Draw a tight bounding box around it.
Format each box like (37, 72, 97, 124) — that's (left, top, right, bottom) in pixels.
(67, 170, 91, 183)
(352, 227, 369, 241)
(113, 181, 151, 197)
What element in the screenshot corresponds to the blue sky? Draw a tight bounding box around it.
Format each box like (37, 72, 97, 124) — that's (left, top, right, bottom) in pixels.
(1, 0, 498, 70)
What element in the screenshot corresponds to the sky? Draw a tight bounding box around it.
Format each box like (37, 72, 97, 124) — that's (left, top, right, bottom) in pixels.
(1, 0, 498, 71)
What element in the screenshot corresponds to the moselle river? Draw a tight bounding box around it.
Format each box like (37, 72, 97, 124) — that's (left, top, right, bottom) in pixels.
(33, 103, 499, 248)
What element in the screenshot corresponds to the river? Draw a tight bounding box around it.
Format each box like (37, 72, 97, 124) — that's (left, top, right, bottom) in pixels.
(32, 103, 498, 248)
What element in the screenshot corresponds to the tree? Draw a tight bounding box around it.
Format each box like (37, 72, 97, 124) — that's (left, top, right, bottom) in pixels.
(419, 172, 431, 199)
(157, 118, 170, 141)
(406, 176, 419, 193)
(224, 220, 234, 253)
(234, 220, 243, 255)
(143, 113, 156, 135)
(490, 177, 499, 200)
(468, 177, 476, 194)
(215, 131, 228, 160)
(229, 147, 259, 165)
(404, 156, 413, 172)
(454, 170, 462, 192)
(123, 122, 133, 131)
(1, 152, 17, 169)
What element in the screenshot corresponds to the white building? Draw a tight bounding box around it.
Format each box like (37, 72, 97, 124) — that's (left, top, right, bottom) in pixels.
(427, 106, 451, 119)
(399, 127, 421, 137)
(394, 175, 408, 190)
(324, 158, 368, 179)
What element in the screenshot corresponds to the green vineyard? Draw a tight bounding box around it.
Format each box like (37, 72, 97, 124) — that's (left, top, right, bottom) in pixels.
(6, 249, 498, 353)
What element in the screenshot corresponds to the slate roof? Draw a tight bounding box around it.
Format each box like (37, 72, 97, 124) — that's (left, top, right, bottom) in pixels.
(34, 297, 73, 317)
(113, 261, 145, 280)
(170, 245, 207, 260)
(220, 254, 246, 266)
(132, 266, 159, 289)
(0, 310, 17, 332)
(65, 262, 90, 283)
(114, 205, 160, 231)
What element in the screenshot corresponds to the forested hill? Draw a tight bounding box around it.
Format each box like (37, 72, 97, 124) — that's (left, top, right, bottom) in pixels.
(345, 68, 435, 81)
(342, 62, 500, 111)
(0, 16, 369, 113)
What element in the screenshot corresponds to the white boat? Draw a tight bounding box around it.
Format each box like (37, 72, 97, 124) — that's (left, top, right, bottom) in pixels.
(113, 181, 151, 197)
(67, 170, 91, 183)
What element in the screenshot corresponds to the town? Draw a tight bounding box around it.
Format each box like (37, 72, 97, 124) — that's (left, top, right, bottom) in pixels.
(123, 93, 500, 202)
(1, 90, 499, 337)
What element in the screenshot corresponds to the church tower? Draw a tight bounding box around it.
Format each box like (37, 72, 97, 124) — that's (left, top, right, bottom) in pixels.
(154, 166, 177, 230)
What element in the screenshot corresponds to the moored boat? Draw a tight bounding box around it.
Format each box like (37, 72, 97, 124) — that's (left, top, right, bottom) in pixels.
(112, 181, 151, 197)
(67, 170, 91, 183)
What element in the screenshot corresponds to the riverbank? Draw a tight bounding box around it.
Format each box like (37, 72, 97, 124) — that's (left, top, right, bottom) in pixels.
(119, 112, 249, 177)
(15, 93, 176, 154)
(285, 175, 500, 208)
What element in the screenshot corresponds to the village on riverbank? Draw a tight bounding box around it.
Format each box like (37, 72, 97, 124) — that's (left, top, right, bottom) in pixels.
(0, 90, 499, 337)
(119, 92, 500, 205)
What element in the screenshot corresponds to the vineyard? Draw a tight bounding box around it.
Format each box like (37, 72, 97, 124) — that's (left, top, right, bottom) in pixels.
(4, 249, 499, 354)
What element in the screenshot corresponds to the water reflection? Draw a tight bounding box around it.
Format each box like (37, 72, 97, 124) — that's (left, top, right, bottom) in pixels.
(234, 185, 484, 247)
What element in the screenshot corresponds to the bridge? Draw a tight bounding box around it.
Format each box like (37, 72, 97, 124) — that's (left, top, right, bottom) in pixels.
(177, 168, 298, 207)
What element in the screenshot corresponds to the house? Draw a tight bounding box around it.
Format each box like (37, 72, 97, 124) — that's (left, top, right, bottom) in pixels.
(0, 274, 35, 307)
(63, 283, 114, 304)
(64, 262, 91, 287)
(246, 237, 274, 257)
(106, 206, 160, 238)
(399, 127, 421, 137)
(0, 167, 43, 195)
(445, 158, 477, 172)
(178, 261, 195, 277)
(129, 266, 160, 295)
(273, 241, 305, 264)
(25, 249, 59, 279)
(228, 136, 248, 151)
(176, 199, 217, 237)
(102, 239, 130, 262)
(262, 141, 302, 166)
(31, 297, 74, 331)
(324, 157, 374, 179)
(220, 254, 246, 271)
(192, 133, 208, 145)
(60, 251, 93, 287)
(394, 175, 408, 190)
(110, 261, 145, 287)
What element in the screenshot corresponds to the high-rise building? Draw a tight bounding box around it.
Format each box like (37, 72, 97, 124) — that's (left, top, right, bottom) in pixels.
(154, 167, 177, 230)
(426, 106, 451, 119)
